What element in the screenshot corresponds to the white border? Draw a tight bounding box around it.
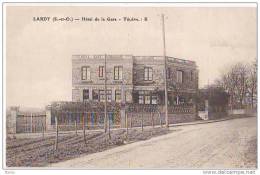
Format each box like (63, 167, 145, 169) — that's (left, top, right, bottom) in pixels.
(1, 1, 258, 175)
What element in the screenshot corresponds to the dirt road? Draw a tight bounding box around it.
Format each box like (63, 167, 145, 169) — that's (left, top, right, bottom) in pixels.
(51, 116, 257, 169)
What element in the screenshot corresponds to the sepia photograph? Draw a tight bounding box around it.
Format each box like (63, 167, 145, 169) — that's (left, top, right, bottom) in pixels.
(2, 2, 258, 172)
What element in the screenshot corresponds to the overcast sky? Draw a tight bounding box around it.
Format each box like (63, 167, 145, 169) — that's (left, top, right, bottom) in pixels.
(6, 5, 256, 108)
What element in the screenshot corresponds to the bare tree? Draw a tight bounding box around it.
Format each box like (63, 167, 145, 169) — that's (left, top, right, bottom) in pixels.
(247, 59, 257, 108)
(234, 63, 249, 108)
(215, 61, 257, 110)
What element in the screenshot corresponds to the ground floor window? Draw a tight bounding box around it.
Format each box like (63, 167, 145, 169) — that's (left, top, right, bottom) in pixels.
(99, 90, 112, 102)
(99, 90, 105, 102)
(107, 90, 112, 102)
(115, 90, 121, 102)
(83, 89, 89, 101)
(145, 95, 151, 104)
(138, 95, 144, 104)
(138, 91, 158, 105)
(151, 96, 158, 104)
(93, 90, 99, 101)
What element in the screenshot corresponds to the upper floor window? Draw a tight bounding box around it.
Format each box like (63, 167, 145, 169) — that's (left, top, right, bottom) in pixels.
(144, 67, 153, 81)
(82, 66, 90, 80)
(114, 66, 123, 80)
(99, 66, 104, 78)
(177, 70, 183, 83)
(190, 70, 193, 81)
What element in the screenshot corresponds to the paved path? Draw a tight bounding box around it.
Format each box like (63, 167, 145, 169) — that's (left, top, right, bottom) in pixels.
(51, 117, 257, 169)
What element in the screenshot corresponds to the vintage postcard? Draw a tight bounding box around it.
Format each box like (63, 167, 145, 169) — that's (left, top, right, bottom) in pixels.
(2, 2, 257, 173)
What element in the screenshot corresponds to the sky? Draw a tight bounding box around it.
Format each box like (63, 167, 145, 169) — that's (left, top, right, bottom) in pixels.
(5, 5, 257, 108)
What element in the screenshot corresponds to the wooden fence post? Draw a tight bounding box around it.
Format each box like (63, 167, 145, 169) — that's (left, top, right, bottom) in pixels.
(30, 113, 33, 133)
(151, 112, 154, 128)
(130, 113, 132, 128)
(86, 112, 88, 130)
(83, 112, 86, 145)
(41, 121, 44, 138)
(159, 111, 162, 127)
(141, 112, 144, 132)
(126, 112, 128, 136)
(75, 116, 78, 136)
(108, 113, 111, 139)
(55, 115, 58, 150)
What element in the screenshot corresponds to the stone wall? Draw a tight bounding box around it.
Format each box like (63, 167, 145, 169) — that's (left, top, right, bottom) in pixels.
(133, 56, 198, 92)
(72, 55, 134, 102)
(72, 55, 133, 86)
(72, 55, 198, 102)
(126, 112, 197, 127)
(7, 107, 19, 134)
(133, 56, 165, 87)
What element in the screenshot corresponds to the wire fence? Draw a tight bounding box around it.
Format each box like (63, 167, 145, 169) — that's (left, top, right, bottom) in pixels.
(15, 104, 196, 134)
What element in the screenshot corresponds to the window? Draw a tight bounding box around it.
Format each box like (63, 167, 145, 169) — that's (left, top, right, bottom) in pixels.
(107, 90, 112, 102)
(138, 95, 144, 104)
(81, 66, 90, 80)
(115, 90, 121, 102)
(190, 71, 193, 81)
(167, 68, 171, 79)
(99, 90, 105, 102)
(83, 89, 89, 101)
(92, 90, 99, 101)
(177, 70, 183, 83)
(145, 95, 151, 104)
(144, 67, 153, 81)
(151, 96, 158, 104)
(114, 66, 123, 80)
(138, 91, 157, 105)
(99, 66, 104, 78)
(138, 91, 144, 104)
(99, 90, 112, 102)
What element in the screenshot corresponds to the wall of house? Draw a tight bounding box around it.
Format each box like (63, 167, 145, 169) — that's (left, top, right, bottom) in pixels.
(72, 55, 134, 102)
(133, 56, 165, 88)
(167, 59, 198, 93)
(72, 55, 198, 105)
(133, 56, 198, 92)
(72, 55, 133, 86)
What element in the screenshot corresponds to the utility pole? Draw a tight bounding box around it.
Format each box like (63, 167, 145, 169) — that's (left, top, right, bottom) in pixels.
(104, 54, 108, 133)
(162, 14, 169, 127)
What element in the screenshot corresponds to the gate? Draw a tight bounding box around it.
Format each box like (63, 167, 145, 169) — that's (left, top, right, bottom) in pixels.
(16, 112, 46, 133)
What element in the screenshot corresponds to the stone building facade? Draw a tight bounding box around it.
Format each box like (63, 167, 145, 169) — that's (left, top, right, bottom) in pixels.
(72, 55, 198, 106)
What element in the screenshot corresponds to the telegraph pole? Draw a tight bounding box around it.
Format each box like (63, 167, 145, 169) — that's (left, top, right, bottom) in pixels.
(104, 54, 108, 133)
(161, 14, 169, 127)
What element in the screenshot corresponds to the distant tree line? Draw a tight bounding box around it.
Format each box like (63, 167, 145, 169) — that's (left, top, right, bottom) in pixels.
(214, 59, 257, 109)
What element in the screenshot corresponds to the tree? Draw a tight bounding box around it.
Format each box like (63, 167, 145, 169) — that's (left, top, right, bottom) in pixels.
(215, 61, 257, 109)
(247, 59, 257, 108)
